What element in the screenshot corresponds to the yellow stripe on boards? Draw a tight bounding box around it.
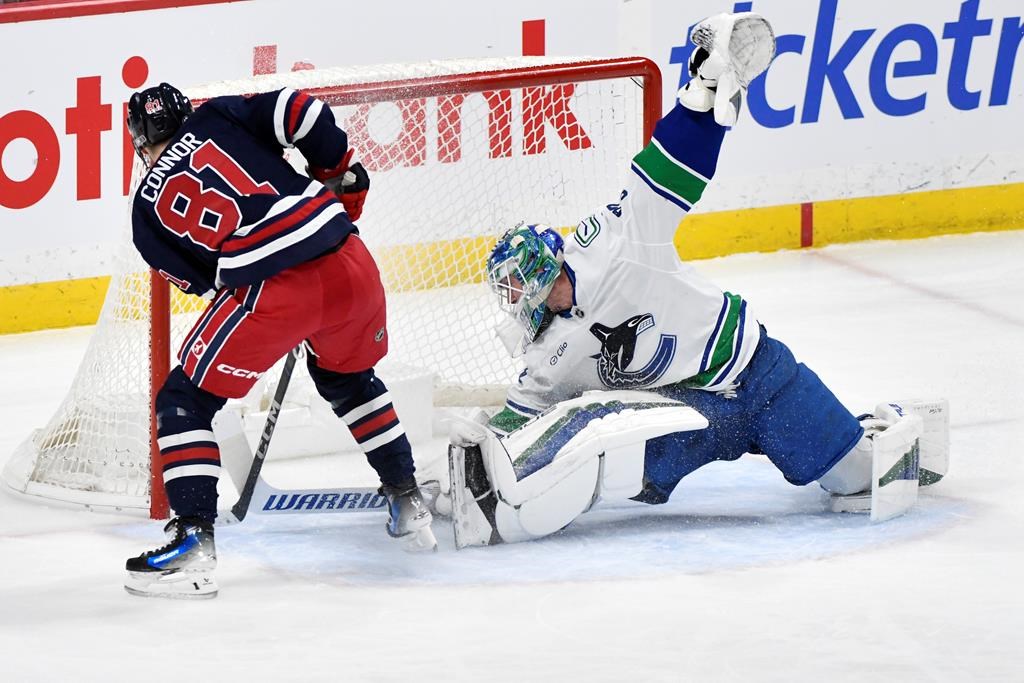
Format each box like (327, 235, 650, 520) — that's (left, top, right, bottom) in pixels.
(2, 181, 1022, 335)
(675, 204, 803, 260)
(0, 277, 110, 334)
(813, 182, 1024, 245)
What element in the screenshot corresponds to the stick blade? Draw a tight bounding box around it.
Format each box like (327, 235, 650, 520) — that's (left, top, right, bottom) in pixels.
(219, 508, 244, 526)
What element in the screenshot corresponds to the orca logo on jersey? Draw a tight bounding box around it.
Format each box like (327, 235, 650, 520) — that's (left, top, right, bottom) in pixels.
(589, 313, 676, 389)
(138, 132, 203, 203)
(216, 363, 265, 380)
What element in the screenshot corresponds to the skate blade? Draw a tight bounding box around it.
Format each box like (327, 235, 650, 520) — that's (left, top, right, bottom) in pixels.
(829, 492, 872, 514)
(399, 525, 438, 553)
(125, 570, 219, 599)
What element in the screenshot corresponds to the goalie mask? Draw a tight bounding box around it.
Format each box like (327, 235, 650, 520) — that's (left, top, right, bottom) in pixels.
(126, 83, 193, 162)
(487, 223, 564, 356)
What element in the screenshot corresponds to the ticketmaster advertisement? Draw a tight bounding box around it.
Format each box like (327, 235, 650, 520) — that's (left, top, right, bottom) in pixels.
(0, 0, 1020, 308)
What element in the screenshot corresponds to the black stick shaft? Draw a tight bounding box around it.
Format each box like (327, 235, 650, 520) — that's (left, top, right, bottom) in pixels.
(229, 347, 299, 522)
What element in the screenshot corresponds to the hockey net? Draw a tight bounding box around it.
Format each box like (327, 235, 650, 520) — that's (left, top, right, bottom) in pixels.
(3, 56, 661, 517)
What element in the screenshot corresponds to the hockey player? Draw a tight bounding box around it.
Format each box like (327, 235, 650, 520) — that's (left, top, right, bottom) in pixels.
(124, 82, 436, 598)
(448, 12, 949, 548)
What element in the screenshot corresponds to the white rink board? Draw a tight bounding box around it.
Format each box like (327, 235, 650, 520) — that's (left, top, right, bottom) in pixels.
(2, 0, 1023, 285)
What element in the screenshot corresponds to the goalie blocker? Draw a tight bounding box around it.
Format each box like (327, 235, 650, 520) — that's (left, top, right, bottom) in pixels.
(449, 393, 950, 548)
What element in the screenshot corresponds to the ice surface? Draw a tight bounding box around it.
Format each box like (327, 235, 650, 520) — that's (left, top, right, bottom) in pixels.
(1, 232, 1022, 681)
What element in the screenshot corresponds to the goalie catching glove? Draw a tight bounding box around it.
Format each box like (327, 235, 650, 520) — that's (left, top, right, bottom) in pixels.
(678, 12, 776, 126)
(309, 148, 370, 221)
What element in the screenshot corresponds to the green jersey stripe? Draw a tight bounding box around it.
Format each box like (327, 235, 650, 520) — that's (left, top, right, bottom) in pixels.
(685, 293, 744, 388)
(632, 139, 709, 206)
(650, 137, 711, 182)
(489, 408, 531, 435)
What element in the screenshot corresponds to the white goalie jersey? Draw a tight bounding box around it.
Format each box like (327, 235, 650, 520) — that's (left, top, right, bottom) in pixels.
(498, 105, 762, 428)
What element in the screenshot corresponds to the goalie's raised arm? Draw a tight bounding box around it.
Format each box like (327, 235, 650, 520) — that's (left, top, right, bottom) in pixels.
(625, 12, 776, 247)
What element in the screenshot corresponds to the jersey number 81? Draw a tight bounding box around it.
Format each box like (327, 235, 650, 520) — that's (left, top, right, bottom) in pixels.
(154, 141, 275, 251)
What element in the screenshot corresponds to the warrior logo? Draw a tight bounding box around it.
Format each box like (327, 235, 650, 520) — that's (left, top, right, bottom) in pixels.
(589, 313, 676, 389)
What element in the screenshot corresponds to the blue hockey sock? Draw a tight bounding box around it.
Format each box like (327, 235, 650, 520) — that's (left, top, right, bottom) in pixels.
(307, 359, 416, 486)
(156, 367, 227, 523)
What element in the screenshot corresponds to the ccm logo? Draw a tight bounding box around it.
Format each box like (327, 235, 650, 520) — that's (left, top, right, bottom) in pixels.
(216, 363, 264, 380)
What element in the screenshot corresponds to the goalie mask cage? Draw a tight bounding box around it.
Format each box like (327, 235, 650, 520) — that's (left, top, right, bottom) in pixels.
(3, 56, 661, 519)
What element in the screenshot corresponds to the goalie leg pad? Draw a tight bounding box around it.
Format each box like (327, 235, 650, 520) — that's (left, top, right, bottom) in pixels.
(826, 411, 924, 520)
(477, 391, 707, 542)
(449, 443, 502, 549)
(516, 457, 600, 538)
(870, 413, 923, 522)
(876, 399, 949, 485)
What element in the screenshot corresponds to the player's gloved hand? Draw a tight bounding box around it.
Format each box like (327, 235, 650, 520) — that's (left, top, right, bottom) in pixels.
(309, 149, 371, 221)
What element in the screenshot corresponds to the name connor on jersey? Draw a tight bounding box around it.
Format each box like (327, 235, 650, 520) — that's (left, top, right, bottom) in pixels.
(138, 132, 203, 203)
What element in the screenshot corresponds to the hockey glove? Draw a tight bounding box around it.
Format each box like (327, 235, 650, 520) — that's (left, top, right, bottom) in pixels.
(309, 149, 370, 221)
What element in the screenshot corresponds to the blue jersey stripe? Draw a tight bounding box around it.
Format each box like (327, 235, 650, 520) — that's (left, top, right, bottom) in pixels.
(506, 399, 540, 416)
(710, 300, 747, 387)
(700, 295, 729, 373)
(181, 289, 232, 362)
(193, 283, 262, 386)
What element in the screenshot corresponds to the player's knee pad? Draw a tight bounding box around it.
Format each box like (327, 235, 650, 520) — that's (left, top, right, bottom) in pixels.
(155, 366, 228, 435)
(484, 390, 708, 540)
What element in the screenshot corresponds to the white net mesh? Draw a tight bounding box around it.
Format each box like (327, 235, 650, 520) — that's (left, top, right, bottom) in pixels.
(3, 57, 654, 514)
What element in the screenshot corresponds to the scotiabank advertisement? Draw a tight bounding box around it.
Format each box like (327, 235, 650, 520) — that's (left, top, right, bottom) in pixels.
(0, 0, 1022, 286)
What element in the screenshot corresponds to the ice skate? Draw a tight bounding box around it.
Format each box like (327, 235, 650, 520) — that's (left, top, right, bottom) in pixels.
(827, 414, 891, 513)
(381, 480, 438, 552)
(678, 12, 776, 126)
(125, 516, 218, 599)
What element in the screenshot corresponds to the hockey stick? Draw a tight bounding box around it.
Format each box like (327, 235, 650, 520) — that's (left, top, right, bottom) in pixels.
(224, 346, 300, 524)
(244, 478, 442, 516)
(220, 468, 442, 520)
